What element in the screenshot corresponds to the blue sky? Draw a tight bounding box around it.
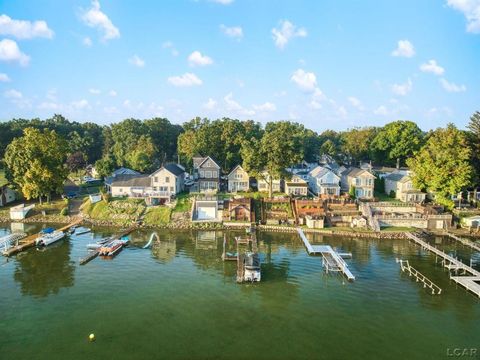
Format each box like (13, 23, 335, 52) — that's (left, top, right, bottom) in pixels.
(0, 0, 479, 131)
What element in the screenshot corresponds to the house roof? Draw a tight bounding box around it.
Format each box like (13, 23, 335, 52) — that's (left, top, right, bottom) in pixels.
(385, 172, 410, 183)
(112, 167, 140, 177)
(198, 156, 220, 169)
(110, 174, 151, 187)
(228, 164, 247, 176)
(344, 167, 376, 178)
(151, 163, 186, 177)
(309, 166, 339, 180)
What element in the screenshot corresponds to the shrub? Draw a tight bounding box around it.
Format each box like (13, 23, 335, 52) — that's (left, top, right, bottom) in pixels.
(60, 207, 69, 216)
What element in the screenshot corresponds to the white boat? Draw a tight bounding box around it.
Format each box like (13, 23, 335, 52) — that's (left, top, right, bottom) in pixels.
(35, 231, 65, 246)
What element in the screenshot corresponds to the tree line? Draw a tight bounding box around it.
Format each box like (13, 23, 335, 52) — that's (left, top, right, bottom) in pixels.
(1, 112, 479, 208)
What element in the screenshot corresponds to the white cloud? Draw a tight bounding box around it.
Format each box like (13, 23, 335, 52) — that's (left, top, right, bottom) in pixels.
(224, 93, 255, 116)
(108, 90, 117, 97)
(83, 36, 92, 46)
(0, 14, 54, 39)
(211, 0, 234, 4)
(291, 68, 317, 92)
(162, 41, 179, 56)
(129, 54, 145, 67)
(0, 39, 29, 66)
(203, 98, 217, 110)
(337, 106, 347, 118)
(391, 40, 415, 58)
(391, 78, 413, 96)
(38, 102, 60, 110)
(253, 102, 276, 112)
(71, 99, 90, 110)
(439, 78, 466, 92)
(374, 105, 388, 116)
(188, 51, 213, 67)
(103, 106, 118, 114)
(220, 24, 243, 39)
(167, 73, 202, 87)
(347, 96, 364, 110)
(272, 20, 307, 49)
(447, 0, 480, 33)
(0, 73, 10, 82)
(420, 59, 444, 75)
(81, 0, 120, 41)
(309, 100, 322, 109)
(89, 88, 101, 95)
(4, 89, 22, 99)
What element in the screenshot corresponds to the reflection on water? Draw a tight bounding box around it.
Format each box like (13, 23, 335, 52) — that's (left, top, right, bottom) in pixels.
(1, 225, 480, 360)
(13, 240, 75, 298)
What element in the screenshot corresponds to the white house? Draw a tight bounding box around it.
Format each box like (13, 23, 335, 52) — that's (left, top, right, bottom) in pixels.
(308, 166, 341, 196)
(227, 165, 250, 192)
(109, 163, 185, 203)
(285, 175, 308, 196)
(257, 171, 282, 193)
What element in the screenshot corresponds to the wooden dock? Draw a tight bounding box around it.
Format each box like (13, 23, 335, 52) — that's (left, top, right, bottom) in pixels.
(450, 276, 480, 298)
(79, 224, 138, 265)
(3, 219, 82, 257)
(396, 259, 442, 295)
(445, 232, 480, 253)
(297, 228, 355, 281)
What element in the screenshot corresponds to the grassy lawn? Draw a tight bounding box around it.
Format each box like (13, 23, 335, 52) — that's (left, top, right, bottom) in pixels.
(144, 206, 171, 225)
(380, 226, 416, 232)
(374, 192, 398, 202)
(173, 192, 192, 212)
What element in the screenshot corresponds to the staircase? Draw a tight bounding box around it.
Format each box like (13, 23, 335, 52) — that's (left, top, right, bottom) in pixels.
(361, 202, 380, 232)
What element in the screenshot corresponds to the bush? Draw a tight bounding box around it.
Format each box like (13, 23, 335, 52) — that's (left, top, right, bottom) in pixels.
(60, 207, 69, 216)
(389, 190, 396, 198)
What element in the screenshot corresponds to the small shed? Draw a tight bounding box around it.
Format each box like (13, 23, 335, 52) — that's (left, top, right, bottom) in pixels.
(351, 216, 367, 228)
(463, 215, 480, 228)
(10, 204, 35, 220)
(305, 215, 324, 229)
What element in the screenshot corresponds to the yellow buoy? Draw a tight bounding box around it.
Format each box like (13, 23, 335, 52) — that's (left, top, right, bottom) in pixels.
(89, 333, 95, 342)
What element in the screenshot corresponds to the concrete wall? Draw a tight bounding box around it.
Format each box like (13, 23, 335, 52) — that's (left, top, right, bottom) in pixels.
(378, 218, 428, 228)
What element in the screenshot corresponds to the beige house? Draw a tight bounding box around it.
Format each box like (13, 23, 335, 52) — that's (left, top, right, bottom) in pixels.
(341, 167, 376, 199)
(384, 172, 426, 203)
(257, 171, 282, 193)
(227, 165, 250, 192)
(285, 175, 308, 196)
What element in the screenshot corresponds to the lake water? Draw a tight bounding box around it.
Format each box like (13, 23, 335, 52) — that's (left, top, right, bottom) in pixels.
(1, 223, 479, 360)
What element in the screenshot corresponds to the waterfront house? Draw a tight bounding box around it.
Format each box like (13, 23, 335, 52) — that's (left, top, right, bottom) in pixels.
(308, 166, 341, 196)
(257, 171, 282, 193)
(105, 167, 141, 192)
(109, 163, 186, 204)
(193, 156, 221, 192)
(227, 165, 250, 192)
(340, 167, 376, 199)
(285, 174, 308, 196)
(384, 172, 426, 203)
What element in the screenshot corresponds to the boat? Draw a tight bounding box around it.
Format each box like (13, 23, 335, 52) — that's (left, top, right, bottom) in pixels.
(35, 231, 65, 246)
(40, 227, 55, 234)
(67, 226, 77, 235)
(86, 237, 113, 250)
(99, 240, 124, 256)
(243, 252, 261, 282)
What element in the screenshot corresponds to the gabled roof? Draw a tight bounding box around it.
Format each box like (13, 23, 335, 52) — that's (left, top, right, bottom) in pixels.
(228, 164, 248, 177)
(151, 163, 185, 177)
(198, 156, 220, 169)
(344, 167, 376, 178)
(309, 166, 340, 180)
(112, 167, 140, 177)
(384, 172, 408, 182)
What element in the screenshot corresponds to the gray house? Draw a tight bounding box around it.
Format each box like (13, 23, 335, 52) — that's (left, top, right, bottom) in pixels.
(193, 156, 221, 192)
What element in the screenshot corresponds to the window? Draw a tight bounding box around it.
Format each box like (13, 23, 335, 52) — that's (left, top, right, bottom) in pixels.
(206, 171, 212, 178)
(170, 186, 174, 192)
(212, 171, 217, 178)
(154, 176, 158, 182)
(200, 170, 205, 178)
(119, 188, 123, 193)
(356, 178, 361, 186)
(165, 176, 170, 183)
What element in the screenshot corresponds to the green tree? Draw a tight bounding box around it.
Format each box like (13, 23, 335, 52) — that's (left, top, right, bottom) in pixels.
(241, 121, 304, 198)
(406, 124, 473, 209)
(467, 111, 480, 185)
(371, 120, 424, 167)
(4, 128, 68, 203)
(341, 127, 377, 164)
(94, 155, 116, 178)
(125, 135, 157, 172)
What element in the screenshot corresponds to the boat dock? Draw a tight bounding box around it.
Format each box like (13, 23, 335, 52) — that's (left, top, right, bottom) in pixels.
(79, 224, 137, 265)
(396, 258, 441, 295)
(296, 228, 355, 281)
(3, 219, 82, 257)
(445, 232, 480, 253)
(0, 233, 27, 254)
(406, 232, 480, 297)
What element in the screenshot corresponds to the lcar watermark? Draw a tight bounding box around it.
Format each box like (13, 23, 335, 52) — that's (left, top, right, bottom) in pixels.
(446, 348, 478, 357)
